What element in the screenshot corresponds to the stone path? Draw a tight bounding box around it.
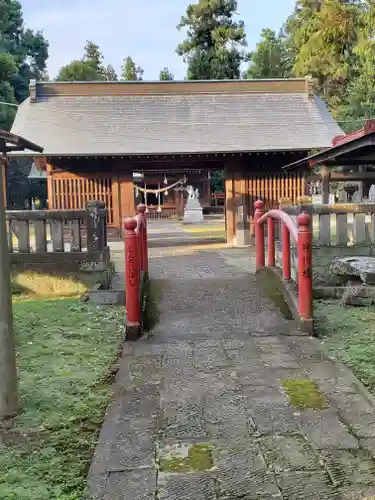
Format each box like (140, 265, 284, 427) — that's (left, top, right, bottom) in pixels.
(89, 246, 375, 500)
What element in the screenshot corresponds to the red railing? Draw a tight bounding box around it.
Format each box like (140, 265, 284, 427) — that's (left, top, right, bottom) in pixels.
(254, 200, 313, 326)
(123, 204, 149, 340)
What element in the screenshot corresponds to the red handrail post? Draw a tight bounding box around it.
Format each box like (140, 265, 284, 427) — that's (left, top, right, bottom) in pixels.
(137, 203, 148, 274)
(282, 223, 291, 280)
(267, 217, 275, 266)
(298, 212, 313, 322)
(124, 217, 141, 340)
(254, 200, 265, 269)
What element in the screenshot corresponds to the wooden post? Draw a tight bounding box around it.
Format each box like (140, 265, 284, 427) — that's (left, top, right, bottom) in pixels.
(225, 169, 235, 245)
(119, 174, 135, 220)
(267, 217, 275, 266)
(254, 199, 265, 268)
(124, 217, 141, 341)
(137, 204, 148, 274)
(0, 154, 19, 418)
(46, 163, 53, 209)
(86, 200, 107, 251)
(282, 223, 291, 280)
(2, 157, 7, 207)
(298, 212, 313, 322)
(321, 165, 330, 204)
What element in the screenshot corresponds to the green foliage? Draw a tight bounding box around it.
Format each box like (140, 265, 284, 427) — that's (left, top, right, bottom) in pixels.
(0, 0, 48, 129)
(159, 67, 174, 80)
(176, 0, 247, 79)
(0, 298, 125, 499)
(245, 28, 293, 79)
(339, 0, 375, 129)
(285, 0, 361, 115)
(121, 56, 144, 81)
(210, 169, 224, 193)
(56, 60, 102, 82)
(0, 52, 17, 129)
(56, 41, 117, 82)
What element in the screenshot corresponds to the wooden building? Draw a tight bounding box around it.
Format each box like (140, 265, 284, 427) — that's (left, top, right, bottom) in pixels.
(10, 78, 342, 243)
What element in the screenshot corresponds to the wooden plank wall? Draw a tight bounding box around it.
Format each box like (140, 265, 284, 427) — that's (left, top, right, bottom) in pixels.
(225, 171, 307, 244)
(247, 173, 306, 214)
(49, 175, 114, 225)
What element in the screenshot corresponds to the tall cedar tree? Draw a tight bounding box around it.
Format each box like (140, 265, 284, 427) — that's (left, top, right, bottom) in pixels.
(0, 0, 48, 129)
(341, 0, 375, 131)
(159, 67, 174, 80)
(57, 41, 118, 81)
(245, 28, 293, 79)
(121, 56, 144, 80)
(177, 0, 247, 80)
(285, 0, 361, 115)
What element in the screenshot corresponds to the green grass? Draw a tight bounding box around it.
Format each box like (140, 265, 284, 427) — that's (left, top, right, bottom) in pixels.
(315, 300, 375, 392)
(282, 379, 327, 410)
(0, 298, 125, 500)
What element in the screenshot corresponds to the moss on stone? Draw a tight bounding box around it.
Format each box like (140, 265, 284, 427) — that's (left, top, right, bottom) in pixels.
(159, 444, 213, 472)
(282, 379, 327, 410)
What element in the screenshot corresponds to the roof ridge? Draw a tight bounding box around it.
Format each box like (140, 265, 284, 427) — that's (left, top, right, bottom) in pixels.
(32, 78, 312, 100)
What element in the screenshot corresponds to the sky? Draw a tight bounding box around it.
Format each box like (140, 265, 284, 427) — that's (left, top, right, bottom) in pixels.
(21, 0, 296, 80)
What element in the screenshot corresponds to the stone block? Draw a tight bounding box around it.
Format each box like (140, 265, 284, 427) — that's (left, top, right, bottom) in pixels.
(157, 473, 216, 500)
(103, 469, 156, 500)
(260, 435, 320, 472)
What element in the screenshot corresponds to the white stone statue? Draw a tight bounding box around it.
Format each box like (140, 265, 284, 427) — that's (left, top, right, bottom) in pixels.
(186, 185, 195, 199)
(195, 188, 199, 200)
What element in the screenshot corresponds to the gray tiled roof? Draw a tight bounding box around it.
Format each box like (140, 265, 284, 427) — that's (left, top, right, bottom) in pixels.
(11, 91, 343, 156)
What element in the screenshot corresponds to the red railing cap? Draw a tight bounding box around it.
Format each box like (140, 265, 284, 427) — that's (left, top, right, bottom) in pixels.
(254, 199, 264, 210)
(137, 204, 147, 214)
(298, 212, 311, 227)
(124, 217, 137, 231)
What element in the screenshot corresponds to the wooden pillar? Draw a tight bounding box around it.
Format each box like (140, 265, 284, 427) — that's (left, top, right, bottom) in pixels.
(119, 174, 135, 222)
(321, 165, 330, 204)
(112, 175, 121, 233)
(225, 168, 235, 245)
(46, 163, 53, 209)
(2, 159, 6, 208)
(358, 166, 364, 201)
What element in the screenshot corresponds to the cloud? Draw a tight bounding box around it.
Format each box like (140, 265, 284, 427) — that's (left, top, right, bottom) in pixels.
(21, 0, 297, 80)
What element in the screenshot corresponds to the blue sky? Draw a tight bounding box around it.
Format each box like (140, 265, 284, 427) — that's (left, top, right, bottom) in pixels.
(22, 0, 296, 80)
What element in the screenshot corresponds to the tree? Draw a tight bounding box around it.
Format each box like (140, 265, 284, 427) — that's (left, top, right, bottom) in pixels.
(0, 0, 49, 128)
(84, 41, 104, 72)
(285, 0, 362, 114)
(56, 60, 102, 81)
(159, 67, 174, 80)
(56, 41, 118, 81)
(121, 56, 144, 80)
(245, 28, 293, 79)
(104, 64, 118, 81)
(176, 0, 247, 80)
(0, 53, 18, 130)
(339, 0, 375, 131)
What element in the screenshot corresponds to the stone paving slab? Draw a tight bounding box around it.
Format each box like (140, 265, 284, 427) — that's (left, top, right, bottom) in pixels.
(88, 247, 375, 499)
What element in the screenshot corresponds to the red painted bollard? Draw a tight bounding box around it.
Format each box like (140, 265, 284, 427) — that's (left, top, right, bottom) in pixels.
(267, 217, 275, 266)
(254, 199, 265, 269)
(137, 203, 148, 274)
(298, 212, 313, 322)
(124, 217, 141, 340)
(282, 223, 291, 280)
